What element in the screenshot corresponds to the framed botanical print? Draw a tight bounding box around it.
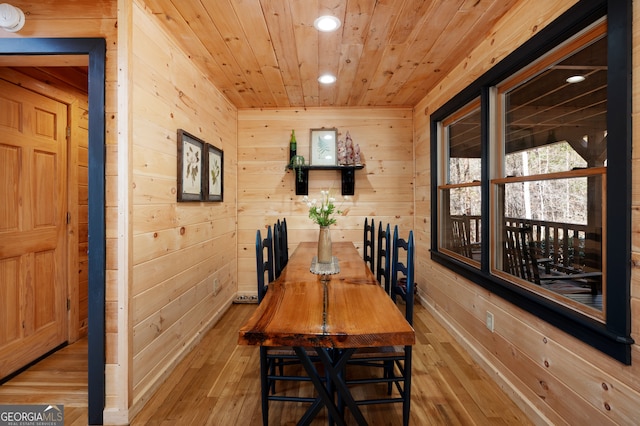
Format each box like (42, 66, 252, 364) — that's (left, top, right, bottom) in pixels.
(310, 128, 338, 166)
(204, 143, 224, 202)
(177, 129, 205, 201)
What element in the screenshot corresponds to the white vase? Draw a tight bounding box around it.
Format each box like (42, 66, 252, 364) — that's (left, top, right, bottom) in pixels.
(317, 225, 332, 263)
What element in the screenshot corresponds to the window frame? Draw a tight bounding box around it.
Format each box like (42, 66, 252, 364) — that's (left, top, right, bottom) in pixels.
(429, 0, 633, 364)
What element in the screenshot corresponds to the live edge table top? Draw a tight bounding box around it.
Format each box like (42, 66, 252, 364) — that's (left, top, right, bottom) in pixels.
(238, 241, 415, 349)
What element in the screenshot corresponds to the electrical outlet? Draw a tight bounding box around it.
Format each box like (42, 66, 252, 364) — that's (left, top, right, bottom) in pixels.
(213, 278, 220, 296)
(486, 311, 494, 332)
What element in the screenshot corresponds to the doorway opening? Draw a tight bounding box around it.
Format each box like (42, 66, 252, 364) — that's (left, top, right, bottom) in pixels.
(0, 38, 106, 425)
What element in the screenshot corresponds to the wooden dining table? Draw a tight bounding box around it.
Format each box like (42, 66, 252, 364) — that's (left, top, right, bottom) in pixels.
(238, 241, 415, 425)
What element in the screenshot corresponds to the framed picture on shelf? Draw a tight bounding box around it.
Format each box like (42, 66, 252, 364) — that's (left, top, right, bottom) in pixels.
(177, 129, 205, 201)
(309, 128, 338, 166)
(204, 143, 224, 202)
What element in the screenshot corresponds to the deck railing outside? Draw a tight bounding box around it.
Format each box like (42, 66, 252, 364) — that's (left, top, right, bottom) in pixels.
(448, 215, 601, 274)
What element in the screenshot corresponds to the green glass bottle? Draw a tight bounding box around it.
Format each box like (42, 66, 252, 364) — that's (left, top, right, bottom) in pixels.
(289, 129, 297, 162)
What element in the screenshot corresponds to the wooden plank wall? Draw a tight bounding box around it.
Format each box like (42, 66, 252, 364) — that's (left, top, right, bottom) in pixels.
(413, 0, 640, 424)
(237, 108, 413, 296)
(76, 100, 89, 338)
(129, 1, 238, 416)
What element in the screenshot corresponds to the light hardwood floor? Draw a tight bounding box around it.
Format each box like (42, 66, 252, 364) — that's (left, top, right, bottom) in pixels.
(0, 337, 88, 425)
(0, 303, 533, 425)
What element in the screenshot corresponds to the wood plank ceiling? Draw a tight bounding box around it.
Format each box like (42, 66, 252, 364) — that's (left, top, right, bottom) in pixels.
(142, 0, 520, 109)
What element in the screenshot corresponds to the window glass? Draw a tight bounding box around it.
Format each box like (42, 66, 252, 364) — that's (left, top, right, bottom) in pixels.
(505, 141, 588, 178)
(503, 176, 590, 225)
(503, 35, 607, 174)
(448, 107, 482, 184)
(439, 103, 482, 263)
(495, 27, 606, 318)
(496, 175, 604, 314)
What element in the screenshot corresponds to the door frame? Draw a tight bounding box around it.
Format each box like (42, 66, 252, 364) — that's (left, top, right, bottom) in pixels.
(0, 38, 106, 425)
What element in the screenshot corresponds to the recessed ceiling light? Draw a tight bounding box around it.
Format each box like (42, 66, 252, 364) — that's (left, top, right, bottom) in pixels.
(318, 74, 337, 84)
(566, 75, 586, 83)
(314, 15, 341, 32)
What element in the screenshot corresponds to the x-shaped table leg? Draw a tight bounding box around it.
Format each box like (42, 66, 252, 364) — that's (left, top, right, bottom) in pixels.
(293, 347, 367, 426)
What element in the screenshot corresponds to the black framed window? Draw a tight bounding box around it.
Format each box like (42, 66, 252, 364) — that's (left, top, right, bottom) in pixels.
(492, 22, 607, 320)
(430, 0, 633, 363)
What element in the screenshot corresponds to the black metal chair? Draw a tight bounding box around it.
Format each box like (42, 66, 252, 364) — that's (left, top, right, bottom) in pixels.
(346, 226, 414, 426)
(363, 217, 375, 272)
(376, 222, 391, 294)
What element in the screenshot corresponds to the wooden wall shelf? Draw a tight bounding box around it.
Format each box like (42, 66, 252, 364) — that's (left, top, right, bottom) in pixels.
(287, 165, 365, 196)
